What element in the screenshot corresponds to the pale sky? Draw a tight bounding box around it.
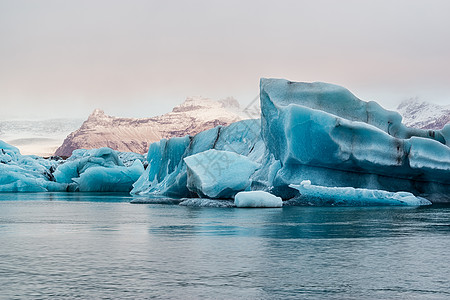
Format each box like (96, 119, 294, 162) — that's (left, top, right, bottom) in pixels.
(1, 0, 449, 120)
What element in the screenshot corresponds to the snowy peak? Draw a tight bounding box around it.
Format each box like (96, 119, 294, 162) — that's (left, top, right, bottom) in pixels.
(89, 108, 106, 117)
(397, 98, 450, 130)
(91, 108, 105, 115)
(86, 108, 109, 122)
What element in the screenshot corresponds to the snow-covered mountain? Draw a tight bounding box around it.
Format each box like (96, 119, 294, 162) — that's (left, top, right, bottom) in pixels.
(0, 119, 83, 156)
(397, 98, 450, 130)
(55, 97, 252, 157)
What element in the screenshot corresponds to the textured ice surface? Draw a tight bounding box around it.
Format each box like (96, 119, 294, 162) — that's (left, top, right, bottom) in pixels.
(184, 149, 260, 198)
(234, 191, 282, 208)
(73, 160, 144, 192)
(260, 78, 447, 143)
(0, 140, 68, 192)
(260, 78, 450, 201)
(289, 180, 431, 206)
(130, 197, 184, 205)
(178, 198, 235, 207)
(0, 142, 144, 193)
(131, 119, 262, 197)
(53, 147, 144, 192)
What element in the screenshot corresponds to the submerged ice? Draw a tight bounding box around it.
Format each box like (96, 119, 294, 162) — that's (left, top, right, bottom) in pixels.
(289, 180, 431, 206)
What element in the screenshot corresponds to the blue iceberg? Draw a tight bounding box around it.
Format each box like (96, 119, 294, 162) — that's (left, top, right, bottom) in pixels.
(0, 141, 145, 193)
(0, 140, 68, 192)
(288, 180, 431, 206)
(53, 147, 144, 192)
(132, 78, 450, 205)
(131, 119, 262, 197)
(260, 78, 450, 202)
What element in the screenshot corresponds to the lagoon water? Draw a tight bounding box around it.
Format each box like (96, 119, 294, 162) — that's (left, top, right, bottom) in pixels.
(1, 193, 450, 299)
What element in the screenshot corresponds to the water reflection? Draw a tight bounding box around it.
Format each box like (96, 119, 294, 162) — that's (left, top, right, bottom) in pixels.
(1, 196, 450, 299)
(143, 205, 450, 240)
(0, 192, 133, 202)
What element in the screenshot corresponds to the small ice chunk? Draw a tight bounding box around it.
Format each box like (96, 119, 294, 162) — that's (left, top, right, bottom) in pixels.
(234, 191, 283, 208)
(289, 180, 432, 206)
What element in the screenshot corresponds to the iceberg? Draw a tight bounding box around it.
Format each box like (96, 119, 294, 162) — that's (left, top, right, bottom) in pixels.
(184, 149, 260, 198)
(259, 78, 450, 202)
(73, 160, 144, 192)
(131, 119, 262, 197)
(234, 191, 282, 208)
(4, 78, 450, 204)
(53, 147, 144, 192)
(0, 140, 68, 192)
(133, 78, 450, 204)
(289, 180, 432, 206)
(1, 142, 145, 193)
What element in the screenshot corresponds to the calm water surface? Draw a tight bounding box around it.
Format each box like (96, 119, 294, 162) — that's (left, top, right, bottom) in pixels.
(1, 193, 450, 299)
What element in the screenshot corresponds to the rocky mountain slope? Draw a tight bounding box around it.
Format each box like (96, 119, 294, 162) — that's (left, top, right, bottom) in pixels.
(397, 98, 450, 130)
(54, 97, 250, 157)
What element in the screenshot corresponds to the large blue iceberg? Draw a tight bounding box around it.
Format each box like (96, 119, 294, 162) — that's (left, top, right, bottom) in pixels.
(132, 78, 450, 204)
(260, 79, 450, 202)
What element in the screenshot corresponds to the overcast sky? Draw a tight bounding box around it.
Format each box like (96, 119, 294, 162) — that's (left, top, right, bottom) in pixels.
(1, 0, 449, 119)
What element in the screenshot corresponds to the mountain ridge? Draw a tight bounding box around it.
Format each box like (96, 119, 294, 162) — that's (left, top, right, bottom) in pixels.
(54, 97, 251, 156)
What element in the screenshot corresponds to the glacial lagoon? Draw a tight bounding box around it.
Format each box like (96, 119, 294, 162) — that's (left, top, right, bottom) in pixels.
(1, 193, 450, 299)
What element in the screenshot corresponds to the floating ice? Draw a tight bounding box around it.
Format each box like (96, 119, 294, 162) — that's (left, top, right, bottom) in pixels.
(0, 140, 68, 192)
(234, 191, 283, 208)
(179, 198, 235, 207)
(184, 149, 260, 198)
(130, 197, 184, 205)
(73, 160, 144, 192)
(131, 119, 262, 197)
(6, 78, 448, 202)
(131, 78, 450, 203)
(289, 180, 431, 206)
(53, 147, 144, 192)
(260, 78, 450, 201)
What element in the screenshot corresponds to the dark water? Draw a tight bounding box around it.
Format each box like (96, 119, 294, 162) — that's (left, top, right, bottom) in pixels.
(1, 193, 450, 299)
